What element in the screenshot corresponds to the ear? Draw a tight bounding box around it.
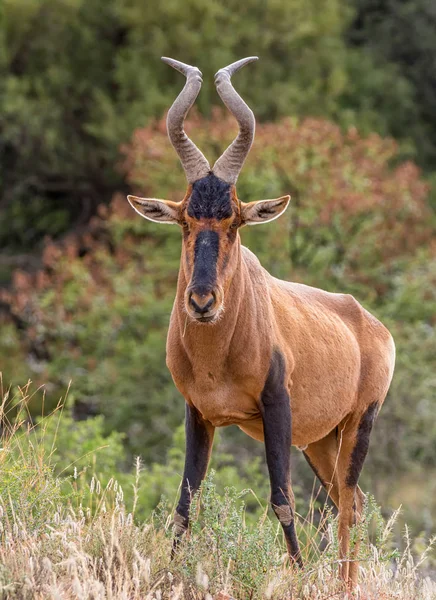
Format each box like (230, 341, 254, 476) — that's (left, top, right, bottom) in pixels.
(241, 195, 290, 225)
(127, 195, 181, 224)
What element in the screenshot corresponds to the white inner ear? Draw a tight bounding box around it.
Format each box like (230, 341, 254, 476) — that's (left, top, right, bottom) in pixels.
(244, 196, 290, 225)
(127, 196, 179, 224)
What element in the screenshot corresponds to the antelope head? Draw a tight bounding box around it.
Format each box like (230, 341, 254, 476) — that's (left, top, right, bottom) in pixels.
(128, 57, 290, 324)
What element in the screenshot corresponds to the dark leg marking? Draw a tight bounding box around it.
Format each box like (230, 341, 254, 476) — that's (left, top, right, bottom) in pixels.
(261, 349, 302, 567)
(172, 404, 214, 557)
(346, 402, 379, 488)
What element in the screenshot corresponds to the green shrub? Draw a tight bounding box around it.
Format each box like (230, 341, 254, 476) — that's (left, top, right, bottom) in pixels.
(0, 461, 63, 536)
(1, 0, 423, 253)
(174, 472, 283, 595)
(348, 0, 436, 168)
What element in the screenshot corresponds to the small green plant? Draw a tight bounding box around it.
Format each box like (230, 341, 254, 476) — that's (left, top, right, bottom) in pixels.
(173, 471, 282, 596)
(160, 472, 436, 599)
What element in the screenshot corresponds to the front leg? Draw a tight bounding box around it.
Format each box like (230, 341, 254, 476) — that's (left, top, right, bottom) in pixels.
(261, 350, 302, 566)
(172, 402, 215, 556)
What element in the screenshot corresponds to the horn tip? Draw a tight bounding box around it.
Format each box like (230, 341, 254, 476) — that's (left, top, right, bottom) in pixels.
(161, 56, 175, 65)
(161, 56, 202, 78)
(215, 56, 259, 80)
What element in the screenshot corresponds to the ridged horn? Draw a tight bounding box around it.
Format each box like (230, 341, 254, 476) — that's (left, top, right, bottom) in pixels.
(212, 57, 258, 185)
(161, 57, 211, 183)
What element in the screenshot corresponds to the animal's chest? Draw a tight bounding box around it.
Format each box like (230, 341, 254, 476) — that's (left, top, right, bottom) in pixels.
(167, 319, 269, 427)
(173, 361, 263, 427)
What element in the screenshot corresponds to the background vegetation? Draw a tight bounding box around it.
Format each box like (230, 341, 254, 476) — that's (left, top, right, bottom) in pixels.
(2, 0, 435, 256)
(1, 0, 436, 595)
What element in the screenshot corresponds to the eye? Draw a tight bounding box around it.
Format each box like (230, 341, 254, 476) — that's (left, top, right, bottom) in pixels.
(181, 220, 189, 229)
(230, 220, 239, 230)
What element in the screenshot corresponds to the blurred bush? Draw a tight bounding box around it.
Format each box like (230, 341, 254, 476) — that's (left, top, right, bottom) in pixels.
(349, 0, 436, 170)
(124, 112, 433, 296)
(0, 0, 427, 254)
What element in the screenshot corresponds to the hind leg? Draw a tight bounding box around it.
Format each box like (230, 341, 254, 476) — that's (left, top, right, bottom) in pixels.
(335, 403, 379, 587)
(303, 428, 341, 507)
(303, 418, 371, 588)
(303, 428, 366, 510)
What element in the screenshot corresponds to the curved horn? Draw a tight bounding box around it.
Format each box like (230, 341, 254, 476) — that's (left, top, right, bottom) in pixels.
(161, 57, 211, 183)
(212, 57, 258, 185)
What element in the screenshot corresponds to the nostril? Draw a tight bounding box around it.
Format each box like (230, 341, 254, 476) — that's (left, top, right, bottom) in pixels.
(189, 294, 201, 313)
(189, 291, 215, 314)
(203, 296, 215, 312)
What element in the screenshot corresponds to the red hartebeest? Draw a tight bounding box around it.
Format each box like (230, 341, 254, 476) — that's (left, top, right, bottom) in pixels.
(127, 57, 395, 588)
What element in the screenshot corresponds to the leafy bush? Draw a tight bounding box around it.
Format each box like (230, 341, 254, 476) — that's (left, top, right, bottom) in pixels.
(173, 472, 285, 595)
(0, 460, 63, 536)
(0, 383, 130, 520)
(348, 0, 436, 168)
(124, 112, 433, 296)
(0, 0, 423, 254)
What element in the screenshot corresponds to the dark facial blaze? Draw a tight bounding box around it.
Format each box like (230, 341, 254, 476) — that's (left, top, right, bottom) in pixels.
(191, 230, 219, 296)
(183, 174, 238, 321)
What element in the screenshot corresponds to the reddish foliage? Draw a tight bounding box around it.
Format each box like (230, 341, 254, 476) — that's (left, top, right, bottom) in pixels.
(122, 111, 433, 271)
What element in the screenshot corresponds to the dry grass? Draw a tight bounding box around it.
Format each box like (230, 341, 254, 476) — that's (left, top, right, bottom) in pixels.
(0, 383, 435, 599)
(0, 483, 435, 600)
